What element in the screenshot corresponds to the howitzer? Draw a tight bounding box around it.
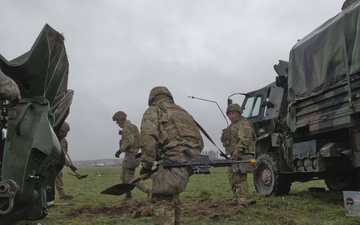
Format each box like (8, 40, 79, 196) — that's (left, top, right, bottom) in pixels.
(101, 151, 255, 196)
(0, 24, 73, 225)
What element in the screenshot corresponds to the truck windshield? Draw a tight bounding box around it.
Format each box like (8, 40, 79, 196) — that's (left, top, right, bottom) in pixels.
(242, 96, 261, 118)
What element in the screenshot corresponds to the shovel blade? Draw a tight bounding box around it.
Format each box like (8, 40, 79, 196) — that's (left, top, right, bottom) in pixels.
(101, 183, 136, 196)
(77, 174, 88, 179)
(68, 172, 89, 179)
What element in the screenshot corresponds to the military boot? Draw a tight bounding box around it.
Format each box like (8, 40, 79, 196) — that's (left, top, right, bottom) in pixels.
(59, 193, 75, 200)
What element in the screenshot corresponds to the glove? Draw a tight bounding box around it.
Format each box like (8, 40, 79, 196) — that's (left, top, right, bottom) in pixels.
(70, 165, 78, 172)
(139, 167, 152, 175)
(115, 150, 121, 158)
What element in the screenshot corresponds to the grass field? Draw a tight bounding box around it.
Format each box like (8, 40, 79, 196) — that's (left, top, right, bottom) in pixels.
(25, 166, 360, 225)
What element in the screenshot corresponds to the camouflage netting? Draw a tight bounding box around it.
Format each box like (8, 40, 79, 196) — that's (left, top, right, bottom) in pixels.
(0, 24, 73, 129)
(288, 2, 360, 102)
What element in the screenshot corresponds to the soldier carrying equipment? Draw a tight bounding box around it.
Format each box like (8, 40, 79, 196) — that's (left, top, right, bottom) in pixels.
(101, 149, 255, 196)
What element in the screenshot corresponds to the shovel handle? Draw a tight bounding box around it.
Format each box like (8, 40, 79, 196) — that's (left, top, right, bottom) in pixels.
(129, 168, 158, 184)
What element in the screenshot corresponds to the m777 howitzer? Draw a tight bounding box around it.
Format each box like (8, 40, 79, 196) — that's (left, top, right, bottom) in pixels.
(0, 24, 73, 225)
(101, 151, 256, 196)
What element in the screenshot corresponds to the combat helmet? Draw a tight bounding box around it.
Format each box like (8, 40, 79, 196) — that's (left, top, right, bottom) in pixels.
(148, 86, 173, 106)
(112, 111, 127, 121)
(60, 121, 70, 132)
(226, 103, 243, 115)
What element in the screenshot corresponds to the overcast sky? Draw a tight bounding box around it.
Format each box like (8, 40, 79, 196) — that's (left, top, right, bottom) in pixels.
(1, 0, 342, 160)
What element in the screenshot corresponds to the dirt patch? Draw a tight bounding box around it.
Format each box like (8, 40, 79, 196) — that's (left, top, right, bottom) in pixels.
(66, 197, 245, 221)
(67, 200, 151, 219)
(183, 198, 245, 222)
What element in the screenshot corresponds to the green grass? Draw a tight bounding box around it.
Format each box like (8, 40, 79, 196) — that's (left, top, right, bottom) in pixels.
(25, 167, 360, 225)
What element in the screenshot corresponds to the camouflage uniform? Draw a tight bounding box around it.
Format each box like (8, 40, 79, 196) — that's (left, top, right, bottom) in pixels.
(221, 104, 255, 205)
(55, 137, 75, 200)
(0, 69, 21, 107)
(342, 0, 356, 10)
(114, 115, 150, 199)
(140, 86, 204, 225)
(0, 69, 20, 173)
(55, 122, 75, 200)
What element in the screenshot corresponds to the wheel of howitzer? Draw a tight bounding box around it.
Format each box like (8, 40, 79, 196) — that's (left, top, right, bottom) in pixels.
(253, 154, 291, 196)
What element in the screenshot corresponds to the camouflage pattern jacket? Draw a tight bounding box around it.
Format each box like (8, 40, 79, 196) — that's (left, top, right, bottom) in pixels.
(0, 69, 20, 100)
(140, 98, 204, 169)
(119, 120, 140, 155)
(221, 116, 255, 159)
(60, 138, 72, 167)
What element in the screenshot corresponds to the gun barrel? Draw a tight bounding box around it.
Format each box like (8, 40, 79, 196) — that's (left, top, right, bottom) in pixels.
(210, 159, 255, 167)
(162, 155, 256, 174)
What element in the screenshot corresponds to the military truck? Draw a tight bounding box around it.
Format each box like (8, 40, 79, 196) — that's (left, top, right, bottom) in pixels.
(0, 24, 73, 224)
(228, 3, 360, 196)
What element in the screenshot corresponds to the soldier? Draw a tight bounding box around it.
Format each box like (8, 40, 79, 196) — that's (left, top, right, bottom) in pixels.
(0, 69, 21, 108)
(221, 103, 256, 206)
(0, 69, 21, 173)
(55, 121, 76, 201)
(342, 0, 356, 10)
(140, 86, 204, 225)
(112, 111, 151, 200)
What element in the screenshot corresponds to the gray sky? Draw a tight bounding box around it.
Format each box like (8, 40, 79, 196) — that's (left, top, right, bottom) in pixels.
(1, 0, 342, 160)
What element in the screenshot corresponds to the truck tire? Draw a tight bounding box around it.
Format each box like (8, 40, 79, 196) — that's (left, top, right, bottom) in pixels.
(325, 173, 354, 191)
(254, 154, 291, 196)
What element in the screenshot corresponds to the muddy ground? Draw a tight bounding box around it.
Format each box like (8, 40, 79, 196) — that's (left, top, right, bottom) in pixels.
(66, 197, 247, 222)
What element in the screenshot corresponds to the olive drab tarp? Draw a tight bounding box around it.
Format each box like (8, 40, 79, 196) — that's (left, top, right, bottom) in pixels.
(0, 24, 73, 128)
(288, 2, 360, 102)
(0, 24, 72, 224)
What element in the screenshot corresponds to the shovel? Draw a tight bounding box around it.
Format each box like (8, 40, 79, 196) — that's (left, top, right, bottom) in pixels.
(63, 149, 88, 179)
(101, 168, 157, 196)
(68, 172, 88, 179)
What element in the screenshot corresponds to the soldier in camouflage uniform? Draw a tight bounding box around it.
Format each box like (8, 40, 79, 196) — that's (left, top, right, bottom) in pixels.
(140, 86, 204, 225)
(342, 0, 356, 10)
(55, 121, 76, 201)
(0, 69, 21, 108)
(221, 103, 255, 206)
(0, 69, 20, 173)
(112, 111, 151, 200)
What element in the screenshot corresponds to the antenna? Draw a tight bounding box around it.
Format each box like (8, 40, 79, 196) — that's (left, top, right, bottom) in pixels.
(188, 96, 228, 126)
